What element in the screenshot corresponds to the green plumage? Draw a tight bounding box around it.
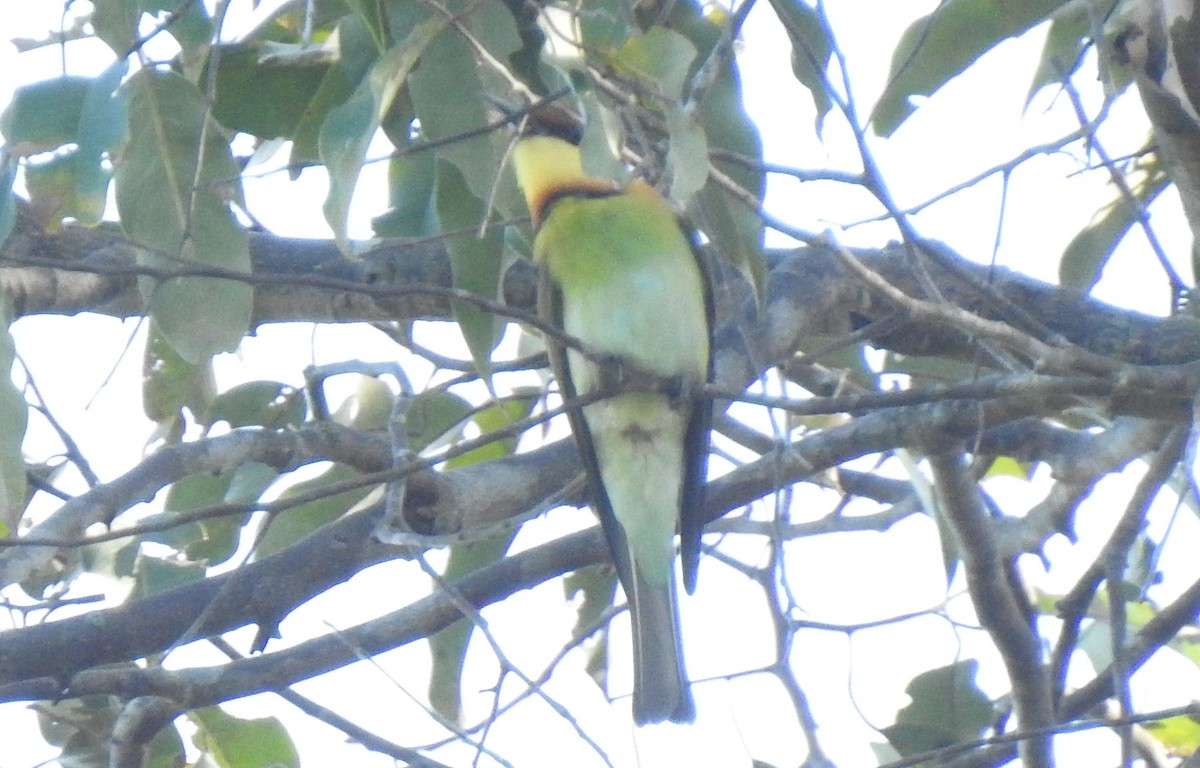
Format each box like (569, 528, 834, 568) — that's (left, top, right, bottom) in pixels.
(514, 135, 713, 725)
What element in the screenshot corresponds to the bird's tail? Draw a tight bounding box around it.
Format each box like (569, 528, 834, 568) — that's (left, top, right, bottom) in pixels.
(629, 564, 694, 725)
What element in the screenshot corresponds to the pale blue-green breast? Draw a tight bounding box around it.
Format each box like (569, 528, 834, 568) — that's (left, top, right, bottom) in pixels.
(535, 193, 709, 386)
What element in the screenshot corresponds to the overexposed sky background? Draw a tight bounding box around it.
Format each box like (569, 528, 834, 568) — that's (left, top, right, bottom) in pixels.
(2, 2, 1199, 767)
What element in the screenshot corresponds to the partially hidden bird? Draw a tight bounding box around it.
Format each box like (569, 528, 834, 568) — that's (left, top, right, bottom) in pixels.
(510, 116, 713, 724)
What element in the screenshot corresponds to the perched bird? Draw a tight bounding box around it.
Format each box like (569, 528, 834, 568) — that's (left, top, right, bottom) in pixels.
(510, 120, 713, 724)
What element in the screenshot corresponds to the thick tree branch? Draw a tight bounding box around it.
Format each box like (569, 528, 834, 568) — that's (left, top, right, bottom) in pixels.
(930, 452, 1054, 768)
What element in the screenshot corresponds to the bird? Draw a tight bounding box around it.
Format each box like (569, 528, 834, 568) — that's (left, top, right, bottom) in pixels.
(509, 116, 713, 725)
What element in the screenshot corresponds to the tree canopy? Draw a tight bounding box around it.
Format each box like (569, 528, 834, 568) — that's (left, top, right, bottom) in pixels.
(2, 1, 1200, 767)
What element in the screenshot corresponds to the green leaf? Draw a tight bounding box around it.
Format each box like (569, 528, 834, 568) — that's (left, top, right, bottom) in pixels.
(142, 319, 217, 427)
(130, 547, 207, 599)
(114, 69, 252, 364)
(0, 76, 91, 155)
(289, 14, 380, 171)
(564, 564, 619, 682)
(23, 154, 82, 228)
(190, 707, 300, 768)
(141, 0, 213, 55)
(429, 394, 534, 721)
(766, 0, 834, 130)
(678, 2, 766, 303)
(0, 297, 25, 535)
(404, 389, 474, 452)
(144, 725, 187, 768)
(204, 380, 306, 430)
(433, 160, 504, 380)
(0, 159, 16, 250)
(609, 27, 698, 102)
(983, 455, 1033, 480)
(328, 373, 396, 431)
(1059, 152, 1169, 291)
(16, 66, 126, 229)
(406, 3, 521, 213)
(155, 462, 274, 565)
(92, 0, 141, 54)
(872, 0, 1070, 137)
(429, 535, 511, 723)
(343, 0, 391, 51)
(255, 463, 378, 558)
(37, 695, 125, 766)
(74, 61, 129, 226)
(373, 150, 437, 237)
(1146, 714, 1200, 757)
(576, 0, 631, 52)
(1026, 0, 1092, 106)
(666, 107, 709, 203)
(319, 74, 377, 250)
(881, 660, 993, 756)
(211, 42, 335, 138)
(319, 16, 444, 249)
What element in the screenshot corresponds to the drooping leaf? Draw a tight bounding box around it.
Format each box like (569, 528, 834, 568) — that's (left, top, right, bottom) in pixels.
(0, 76, 91, 155)
(766, 0, 834, 130)
(319, 16, 445, 249)
(433, 160, 505, 380)
(406, 1, 521, 214)
(142, 319, 217, 429)
(114, 69, 252, 364)
(1059, 152, 1169, 291)
(0, 159, 15, 251)
(372, 149, 437, 237)
(190, 707, 300, 768)
(92, 0, 141, 54)
(73, 60, 129, 226)
(211, 42, 335, 138)
(672, 1, 767, 302)
(0, 296, 25, 533)
(254, 463, 379, 558)
(609, 27, 698, 102)
(881, 660, 993, 756)
(872, 0, 1071, 137)
(429, 394, 536, 722)
(289, 14, 380, 171)
(140, 0, 214, 56)
(666, 106, 709, 203)
(130, 547, 207, 598)
(203, 380, 306, 430)
(564, 564, 619, 685)
(319, 74, 377, 250)
(1026, 0, 1092, 106)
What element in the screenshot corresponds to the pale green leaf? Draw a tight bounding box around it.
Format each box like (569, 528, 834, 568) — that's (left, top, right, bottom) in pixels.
(289, 14, 379, 170)
(1060, 152, 1168, 291)
(319, 74, 377, 250)
(92, 0, 140, 54)
(0, 297, 25, 532)
(115, 69, 252, 363)
(881, 660, 993, 756)
(666, 107, 709, 203)
(0, 76, 90, 154)
(211, 42, 335, 138)
(766, 0, 834, 130)
(429, 394, 534, 721)
(74, 60, 128, 225)
(872, 0, 1071, 137)
(610, 27, 698, 102)
(433, 160, 504, 379)
(190, 707, 300, 768)
(407, 7, 521, 214)
(255, 464, 378, 558)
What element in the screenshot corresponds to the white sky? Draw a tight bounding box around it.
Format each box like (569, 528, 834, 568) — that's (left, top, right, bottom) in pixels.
(2, 2, 1199, 767)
